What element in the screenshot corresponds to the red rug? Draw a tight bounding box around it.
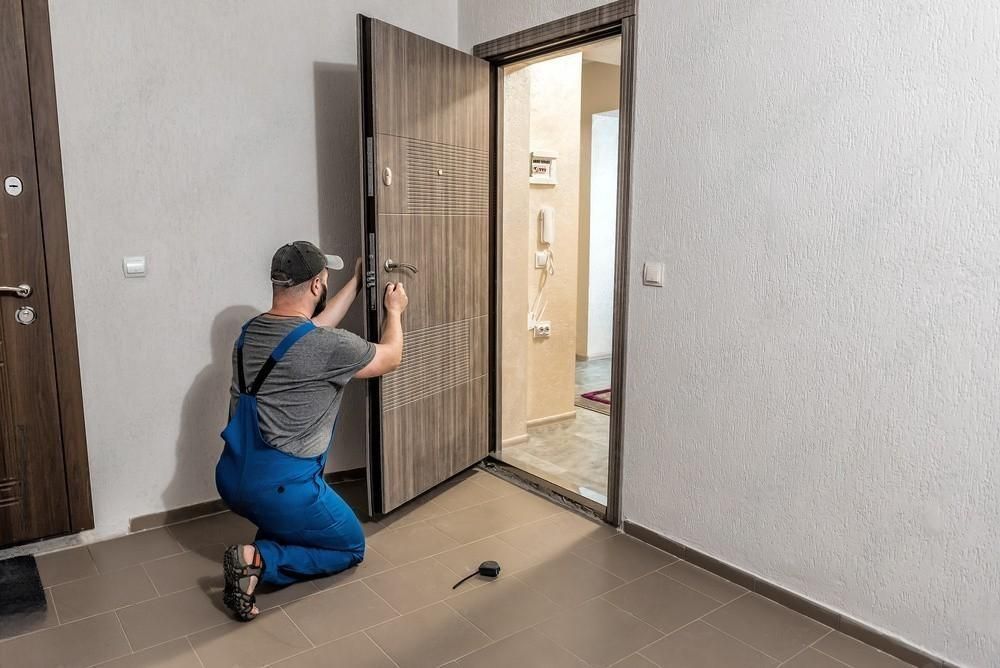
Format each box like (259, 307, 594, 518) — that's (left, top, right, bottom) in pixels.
(575, 388, 611, 415)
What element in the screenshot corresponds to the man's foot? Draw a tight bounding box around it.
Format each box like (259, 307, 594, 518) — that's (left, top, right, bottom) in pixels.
(223, 544, 262, 621)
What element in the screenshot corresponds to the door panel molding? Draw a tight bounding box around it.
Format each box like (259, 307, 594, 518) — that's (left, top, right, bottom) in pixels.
(382, 317, 483, 411)
(377, 135, 489, 216)
(380, 376, 488, 509)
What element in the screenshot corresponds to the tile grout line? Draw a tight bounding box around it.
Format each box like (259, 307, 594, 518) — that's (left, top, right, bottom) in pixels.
(805, 628, 903, 667)
(2, 588, 168, 646)
(360, 579, 404, 616)
(810, 645, 865, 668)
(700, 617, 799, 664)
(364, 629, 404, 668)
(368, 509, 573, 571)
(594, 585, 723, 657)
(51, 590, 62, 626)
(90, 635, 209, 668)
(628, 592, 766, 668)
(186, 636, 207, 668)
(590, 563, 719, 610)
(113, 609, 135, 654)
(419, 501, 567, 547)
(139, 562, 162, 598)
(606, 590, 794, 666)
(278, 606, 316, 649)
(377, 474, 574, 532)
(657, 569, 750, 605)
(633, 614, 740, 667)
(440, 584, 559, 649)
(381, 475, 520, 528)
(778, 632, 829, 667)
(570, 551, 679, 587)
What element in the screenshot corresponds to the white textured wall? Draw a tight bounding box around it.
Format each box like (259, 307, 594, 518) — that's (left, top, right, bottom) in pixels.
(526, 54, 583, 423)
(49, 0, 457, 537)
(462, 1, 1000, 665)
(577, 61, 620, 359)
(586, 112, 617, 359)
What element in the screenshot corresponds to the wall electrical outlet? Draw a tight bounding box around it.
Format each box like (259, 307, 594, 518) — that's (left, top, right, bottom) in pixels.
(533, 321, 552, 338)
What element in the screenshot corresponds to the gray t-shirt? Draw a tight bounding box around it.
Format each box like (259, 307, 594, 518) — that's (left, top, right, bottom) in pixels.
(231, 314, 375, 458)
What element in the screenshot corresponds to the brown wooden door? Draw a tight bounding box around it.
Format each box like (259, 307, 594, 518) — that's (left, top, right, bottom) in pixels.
(358, 16, 490, 514)
(0, 0, 71, 545)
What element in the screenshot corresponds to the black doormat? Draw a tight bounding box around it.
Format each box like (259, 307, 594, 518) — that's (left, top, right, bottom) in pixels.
(0, 555, 46, 617)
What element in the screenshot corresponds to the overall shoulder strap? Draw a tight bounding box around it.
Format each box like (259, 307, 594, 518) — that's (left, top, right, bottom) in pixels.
(248, 320, 317, 395)
(235, 317, 259, 394)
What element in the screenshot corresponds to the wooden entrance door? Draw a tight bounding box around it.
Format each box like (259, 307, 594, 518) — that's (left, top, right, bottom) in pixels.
(0, 0, 73, 545)
(358, 17, 490, 514)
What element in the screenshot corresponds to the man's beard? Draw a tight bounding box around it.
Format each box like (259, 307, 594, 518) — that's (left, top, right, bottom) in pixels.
(312, 284, 328, 317)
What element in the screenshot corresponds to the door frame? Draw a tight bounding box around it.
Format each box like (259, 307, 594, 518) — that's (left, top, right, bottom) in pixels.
(474, 0, 637, 526)
(14, 0, 94, 534)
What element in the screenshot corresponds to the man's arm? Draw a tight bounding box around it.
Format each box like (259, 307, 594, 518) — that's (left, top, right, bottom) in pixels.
(356, 282, 408, 379)
(312, 258, 363, 329)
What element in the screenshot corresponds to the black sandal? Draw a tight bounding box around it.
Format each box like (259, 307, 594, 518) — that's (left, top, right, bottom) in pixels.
(223, 544, 263, 621)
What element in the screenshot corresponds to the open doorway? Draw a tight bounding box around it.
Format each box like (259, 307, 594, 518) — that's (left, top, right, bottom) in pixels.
(495, 36, 623, 509)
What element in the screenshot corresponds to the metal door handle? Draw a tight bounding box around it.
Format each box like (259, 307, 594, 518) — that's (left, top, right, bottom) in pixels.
(0, 284, 31, 298)
(384, 259, 418, 274)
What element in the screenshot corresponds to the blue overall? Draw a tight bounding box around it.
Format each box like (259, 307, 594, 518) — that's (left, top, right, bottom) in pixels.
(215, 319, 365, 586)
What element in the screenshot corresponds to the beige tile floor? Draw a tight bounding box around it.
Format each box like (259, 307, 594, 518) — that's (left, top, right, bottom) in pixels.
(501, 359, 612, 502)
(1, 471, 912, 668)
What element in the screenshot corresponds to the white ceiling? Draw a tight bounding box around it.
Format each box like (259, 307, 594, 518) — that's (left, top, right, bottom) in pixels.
(581, 38, 621, 66)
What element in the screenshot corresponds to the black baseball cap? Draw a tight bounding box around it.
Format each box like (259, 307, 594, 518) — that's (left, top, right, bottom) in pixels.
(270, 241, 344, 286)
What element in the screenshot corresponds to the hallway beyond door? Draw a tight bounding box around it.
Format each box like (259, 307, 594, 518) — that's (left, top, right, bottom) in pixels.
(502, 359, 611, 503)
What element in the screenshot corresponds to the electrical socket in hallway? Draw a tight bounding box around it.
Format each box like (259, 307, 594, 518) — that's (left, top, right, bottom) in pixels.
(533, 321, 552, 338)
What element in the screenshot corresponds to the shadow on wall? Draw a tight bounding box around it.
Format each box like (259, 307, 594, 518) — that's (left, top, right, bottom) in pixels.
(162, 305, 258, 512)
(159, 64, 367, 517)
(314, 61, 368, 473)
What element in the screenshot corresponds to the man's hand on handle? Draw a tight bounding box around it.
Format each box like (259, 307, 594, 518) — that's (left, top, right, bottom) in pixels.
(356, 281, 409, 379)
(384, 282, 409, 315)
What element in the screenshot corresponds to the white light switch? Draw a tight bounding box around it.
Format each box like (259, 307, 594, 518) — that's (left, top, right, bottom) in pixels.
(642, 261, 664, 287)
(123, 256, 147, 278)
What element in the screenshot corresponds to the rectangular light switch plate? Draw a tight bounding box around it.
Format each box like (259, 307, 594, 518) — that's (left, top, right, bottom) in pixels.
(642, 261, 664, 287)
(123, 256, 147, 278)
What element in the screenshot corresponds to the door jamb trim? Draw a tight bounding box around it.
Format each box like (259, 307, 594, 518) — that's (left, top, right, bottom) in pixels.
(476, 0, 638, 527)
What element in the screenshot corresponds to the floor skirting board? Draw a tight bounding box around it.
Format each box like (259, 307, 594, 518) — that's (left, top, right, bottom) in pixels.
(526, 411, 578, 428)
(623, 521, 954, 668)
